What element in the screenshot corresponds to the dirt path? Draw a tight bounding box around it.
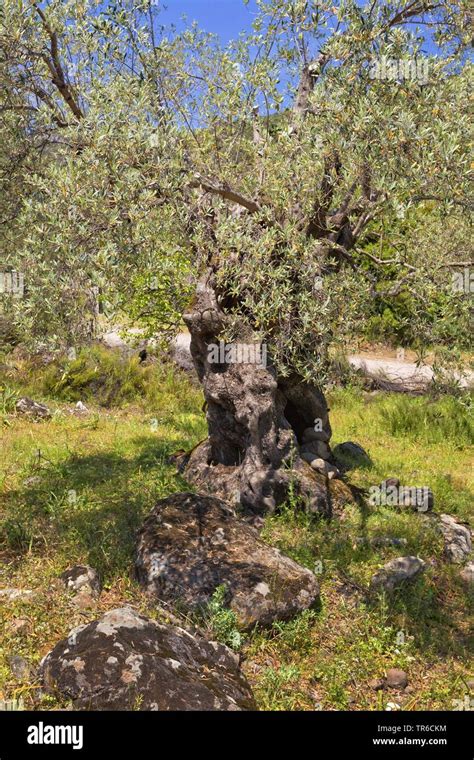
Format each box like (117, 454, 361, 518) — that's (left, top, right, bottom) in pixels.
(348, 354, 474, 391)
(105, 329, 473, 391)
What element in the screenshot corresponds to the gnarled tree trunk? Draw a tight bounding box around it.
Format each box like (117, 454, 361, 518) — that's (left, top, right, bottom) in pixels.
(181, 270, 349, 518)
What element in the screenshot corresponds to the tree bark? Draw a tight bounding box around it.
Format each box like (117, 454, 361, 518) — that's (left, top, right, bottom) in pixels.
(181, 270, 350, 518)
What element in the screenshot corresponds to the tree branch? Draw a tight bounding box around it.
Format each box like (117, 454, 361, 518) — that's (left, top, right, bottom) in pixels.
(34, 3, 84, 121)
(292, 53, 328, 125)
(189, 174, 263, 215)
(412, 193, 474, 210)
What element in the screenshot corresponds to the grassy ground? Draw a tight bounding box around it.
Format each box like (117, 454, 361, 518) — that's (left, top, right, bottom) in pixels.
(0, 349, 472, 711)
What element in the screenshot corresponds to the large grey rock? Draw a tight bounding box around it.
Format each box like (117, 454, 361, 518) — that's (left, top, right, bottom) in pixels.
(15, 397, 51, 420)
(370, 556, 425, 594)
(171, 332, 195, 372)
(438, 515, 472, 564)
(136, 493, 319, 629)
(101, 331, 129, 350)
(39, 607, 256, 711)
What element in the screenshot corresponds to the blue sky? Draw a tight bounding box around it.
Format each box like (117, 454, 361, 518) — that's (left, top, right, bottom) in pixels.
(161, 0, 258, 41)
(159, 1, 446, 56)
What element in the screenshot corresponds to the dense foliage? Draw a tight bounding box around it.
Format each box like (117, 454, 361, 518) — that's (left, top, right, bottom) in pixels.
(0, 1, 472, 377)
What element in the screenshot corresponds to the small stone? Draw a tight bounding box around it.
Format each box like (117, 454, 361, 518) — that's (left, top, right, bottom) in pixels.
(301, 441, 331, 460)
(459, 562, 474, 585)
(7, 655, 31, 680)
(370, 556, 425, 594)
(60, 565, 101, 599)
(308, 458, 340, 479)
(371, 536, 408, 548)
(23, 476, 42, 488)
(385, 701, 400, 711)
(74, 401, 89, 415)
(71, 592, 96, 609)
(9, 618, 29, 634)
(438, 515, 472, 564)
(309, 457, 327, 472)
(385, 669, 408, 689)
(0, 588, 36, 601)
(314, 441, 331, 460)
(369, 678, 385, 691)
(15, 397, 51, 419)
(392, 538, 408, 547)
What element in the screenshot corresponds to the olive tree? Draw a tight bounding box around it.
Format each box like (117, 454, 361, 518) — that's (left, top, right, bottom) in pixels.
(1, 0, 472, 512)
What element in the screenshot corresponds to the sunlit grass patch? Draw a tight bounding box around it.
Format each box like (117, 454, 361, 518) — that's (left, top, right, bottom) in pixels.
(0, 360, 472, 710)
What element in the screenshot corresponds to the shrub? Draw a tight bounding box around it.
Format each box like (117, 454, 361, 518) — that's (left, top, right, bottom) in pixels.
(203, 585, 244, 651)
(40, 346, 147, 406)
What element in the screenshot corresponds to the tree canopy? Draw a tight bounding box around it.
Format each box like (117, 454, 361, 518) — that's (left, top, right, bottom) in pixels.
(1, 0, 472, 374)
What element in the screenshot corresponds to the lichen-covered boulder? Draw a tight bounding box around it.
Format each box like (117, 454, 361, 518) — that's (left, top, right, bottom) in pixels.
(39, 607, 256, 711)
(136, 493, 319, 629)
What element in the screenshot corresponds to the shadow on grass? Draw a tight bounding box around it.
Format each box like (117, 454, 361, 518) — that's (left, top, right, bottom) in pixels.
(2, 436, 472, 662)
(377, 573, 474, 659)
(346, 555, 471, 659)
(1, 435, 193, 579)
(266, 503, 472, 661)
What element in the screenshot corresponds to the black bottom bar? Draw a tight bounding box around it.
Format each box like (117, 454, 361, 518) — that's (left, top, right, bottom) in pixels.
(0, 710, 471, 758)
